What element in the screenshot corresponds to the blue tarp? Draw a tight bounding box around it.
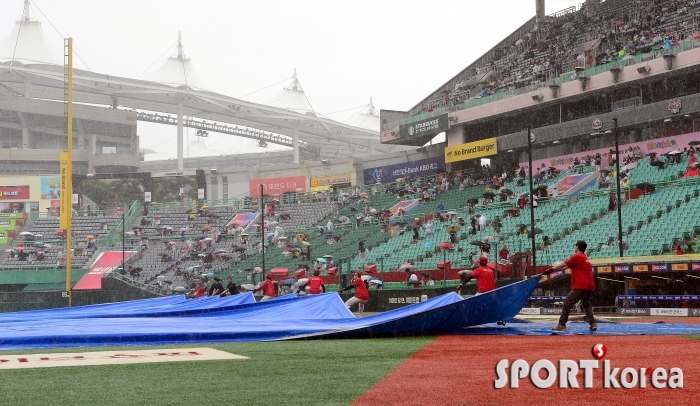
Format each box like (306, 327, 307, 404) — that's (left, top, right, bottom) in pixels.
(0, 278, 540, 350)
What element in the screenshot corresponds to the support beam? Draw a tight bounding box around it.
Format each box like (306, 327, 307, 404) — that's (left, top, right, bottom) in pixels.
(177, 96, 184, 171)
(293, 122, 299, 164)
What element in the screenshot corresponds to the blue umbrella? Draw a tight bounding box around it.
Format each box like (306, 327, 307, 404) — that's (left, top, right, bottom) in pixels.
(424, 242, 433, 248)
(283, 278, 296, 286)
(206, 272, 215, 277)
(316, 258, 327, 263)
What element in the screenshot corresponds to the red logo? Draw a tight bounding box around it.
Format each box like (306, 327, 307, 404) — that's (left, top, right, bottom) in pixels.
(668, 100, 682, 114)
(592, 118, 603, 130)
(592, 344, 607, 359)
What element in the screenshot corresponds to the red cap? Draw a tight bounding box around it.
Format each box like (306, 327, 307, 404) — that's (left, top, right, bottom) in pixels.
(479, 257, 488, 265)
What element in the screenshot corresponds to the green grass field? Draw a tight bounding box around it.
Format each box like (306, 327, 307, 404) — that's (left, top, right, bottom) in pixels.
(0, 337, 434, 406)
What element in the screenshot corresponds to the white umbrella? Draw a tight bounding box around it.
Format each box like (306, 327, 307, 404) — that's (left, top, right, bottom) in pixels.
(361, 275, 373, 281)
(157, 275, 165, 279)
(19, 231, 34, 236)
(240, 284, 256, 291)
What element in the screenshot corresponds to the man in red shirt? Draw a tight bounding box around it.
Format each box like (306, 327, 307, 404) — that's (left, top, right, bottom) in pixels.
(191, 282, 206, 298)
(253, 274, 276, 301)
(551, 240, 597, 331)
(307, 270, 326, 294)
(457, 257, 495, 294)
(338, 272, 370, 315)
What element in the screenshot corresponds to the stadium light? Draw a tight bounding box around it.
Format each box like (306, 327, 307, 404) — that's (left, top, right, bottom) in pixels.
(578, 75, 590, 91)
(531, 94, 543, 102)
(637, 66, 651, 75)
(548, 84, 560, 98)
(663, 53, 676, 70)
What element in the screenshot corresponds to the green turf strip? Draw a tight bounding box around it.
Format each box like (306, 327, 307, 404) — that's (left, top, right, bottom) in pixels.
(0, 337, 434, 406)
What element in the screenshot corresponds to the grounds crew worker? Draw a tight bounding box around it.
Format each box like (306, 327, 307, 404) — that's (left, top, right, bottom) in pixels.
(551, 240, 597, 331)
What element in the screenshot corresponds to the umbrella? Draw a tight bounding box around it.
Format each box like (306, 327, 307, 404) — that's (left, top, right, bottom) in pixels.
(446, 211, 457, 216)
(599, 181, 611, 188)
(4, 249, 13, 252)
(201, 206, 211, 210)
(467, 198, 478, 205)
(645, 152, 657, 157)
(86, 235, 95, 239)
(504, 207, 521, 213)
(301, 241, 311, 246)
(202, 225, 213, 230)
(160, 225, 168, 229)
(359, 193, 369, 198)
(447, 225, 461, 233)
(688, 141, 700, 146)
(233, 247, 246, 252)
(361, 275, 374, 281)
(369, 279, 383, 285)
(668, 150, 682, 155)
(157, 275, 165, 279)
(19, 232, 34, 236)
(204, 237, 212, 241)
(469, 240, 484, 246)
(538, 166, 553, 173)
(240, 284, 256, 291)
(316, 258, 327, 263)
(323, 254, 333, 259)
(173, 286, 187, 292)
(636, 182, 656, 192)
(168, 241, 176, 245)
(483, 192, 495, 199)
(398, 264, 417, 272)
(650, 161, 664, 167)
(424, 242, 433, 248)
(217, 249, 227, 253)
(283, 278, 297, 286)
(533, 173, 544, 179)
(179, 227, 188, 232)
(499, 188, 513, 195)
(296, 233, 306, 240)
(15, 247, 24, 251)
(438, 242, 453, 249)
(528, 227, 543, 237)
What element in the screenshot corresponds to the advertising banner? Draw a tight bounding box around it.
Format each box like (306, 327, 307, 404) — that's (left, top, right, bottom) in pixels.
(524, 131, 700, 171)
(40, 176, 61, 200)
(444, 138, 497, 163)
(310, 174, 351, 188)
(0, 219, 16, 230)
(556, 174, 589, 193)
(249, 176, 307, 196)
(0, 186, 30, 200)
(0, 212, 24, 219)
(363, 157, 445, 185)
(399, 114, 449, 141)
(59, 152, 70, 229)
(0, 231, 7, 245)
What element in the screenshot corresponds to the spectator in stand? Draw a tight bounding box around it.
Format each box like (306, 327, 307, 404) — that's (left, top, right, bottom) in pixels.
(499, 244, 509, 261)
(358, 239, 366, 264)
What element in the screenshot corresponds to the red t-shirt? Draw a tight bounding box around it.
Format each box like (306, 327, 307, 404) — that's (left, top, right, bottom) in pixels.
(565, 252, 595, 291)
(471, 266, 495, 293)
(307, 276, 325, 294)
(351, 278, 370, 301)
(193, 286, 205, 298)
(255, 279, 276, 297)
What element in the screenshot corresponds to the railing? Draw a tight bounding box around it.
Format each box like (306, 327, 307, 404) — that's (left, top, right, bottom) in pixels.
(100, 201, 141, 248)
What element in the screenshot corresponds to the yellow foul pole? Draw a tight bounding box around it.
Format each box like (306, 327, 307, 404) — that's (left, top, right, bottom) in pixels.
(60, 38, 73, 307)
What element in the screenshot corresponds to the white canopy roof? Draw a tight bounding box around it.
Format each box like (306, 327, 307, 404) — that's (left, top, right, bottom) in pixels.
(0, 2, 62, 66)
(141, 31, 210, 91)
(345, 98, 379, 132)
(266, 69, 314, 115)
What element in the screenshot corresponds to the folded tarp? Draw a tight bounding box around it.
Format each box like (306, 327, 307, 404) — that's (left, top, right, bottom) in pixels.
(0, 277, 540, 350)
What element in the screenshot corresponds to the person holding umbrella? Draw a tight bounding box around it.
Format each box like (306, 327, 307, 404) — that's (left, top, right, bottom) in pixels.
(338, 272, 370, 315)
(551, 240, 597, 331)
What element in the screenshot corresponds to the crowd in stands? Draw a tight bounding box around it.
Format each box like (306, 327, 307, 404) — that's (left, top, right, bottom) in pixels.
(427, 0, 700, 111)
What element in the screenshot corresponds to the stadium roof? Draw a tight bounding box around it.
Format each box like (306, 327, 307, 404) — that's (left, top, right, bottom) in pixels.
(0, 1, 406, 169)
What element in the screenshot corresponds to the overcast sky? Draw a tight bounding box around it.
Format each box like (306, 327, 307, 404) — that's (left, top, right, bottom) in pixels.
(0, 0, 578, 159)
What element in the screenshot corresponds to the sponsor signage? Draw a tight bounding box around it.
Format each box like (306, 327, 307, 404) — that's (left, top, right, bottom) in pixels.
(671, 263, 689, 271)
(668, 100, 682, 114)
(0, 185, 30, 200)
(556, 174, 589, 193)
(0, 219, 16, 229)
(444, 138, 497, 163)
(596, 266, 612, 273)
(197, 188, 205, 199)
(650, 308, 688, 317)
(651, 264, 669, 272)
(73, 251, 138, 290)
(144, 192, 152, 203)
(59, 152, 70, 229)
(399, 114, 449, 141)
(0, 212, 23, 219)
(0, 231, 6, 244)
(541, 308, 563, 315)
(249, 176, 307, 196)
(40, 176, 61, 199)
(518, 307, 542, 315)
(692, 263, 700, 271)
(310, 174, 352, 188)
(363, 157, 445, 185)
(633, 265, 649, 273)
(614, 265, 631, 273)
(592, 117, 603, 130)
(616, 308, 651, 315)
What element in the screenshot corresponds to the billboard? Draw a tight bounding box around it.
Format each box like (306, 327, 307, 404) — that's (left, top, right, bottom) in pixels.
(444, 138, 497, 163)
(40, 176, 61, 199)
(399, 114, 449, 141)
(0, 219, 16, 229)
(0, 186, 30, 200)
(310, 174, 352, 188)
(249, 176, 307, 196)
(363, 157, 445, 185)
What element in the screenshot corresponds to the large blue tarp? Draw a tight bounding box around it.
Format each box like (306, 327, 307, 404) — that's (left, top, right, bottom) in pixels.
(0, 277, 540, 350)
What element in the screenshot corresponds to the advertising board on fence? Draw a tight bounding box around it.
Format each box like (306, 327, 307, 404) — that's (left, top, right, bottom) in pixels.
(249, 176, 307, 196)
(363, 157, 445, 185)
(0, 186, 30, 200)
(398, 114, 449, 142)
